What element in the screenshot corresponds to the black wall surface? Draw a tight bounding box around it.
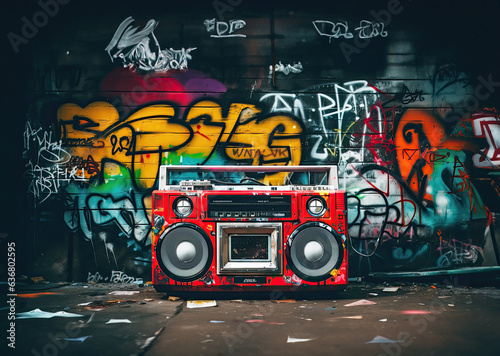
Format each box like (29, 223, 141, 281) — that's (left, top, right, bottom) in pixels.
(1, 0, 500, 283)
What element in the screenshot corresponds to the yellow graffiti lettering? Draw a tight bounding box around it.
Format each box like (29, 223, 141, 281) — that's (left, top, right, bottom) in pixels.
(57, 100, 303, 188)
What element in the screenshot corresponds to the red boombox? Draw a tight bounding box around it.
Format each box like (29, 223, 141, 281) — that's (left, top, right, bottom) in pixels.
(151, 165, 348, 293)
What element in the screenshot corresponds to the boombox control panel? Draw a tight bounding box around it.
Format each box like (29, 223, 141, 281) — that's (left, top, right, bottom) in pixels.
(151, 165, 348, 293)
(207, 195, 292, 218)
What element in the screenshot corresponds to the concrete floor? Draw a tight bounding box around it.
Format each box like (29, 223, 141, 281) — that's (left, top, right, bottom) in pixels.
(2, 278, 500, 356)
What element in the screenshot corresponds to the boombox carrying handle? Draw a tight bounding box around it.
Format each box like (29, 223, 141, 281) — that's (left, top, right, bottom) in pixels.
(158, 165, 338, 190)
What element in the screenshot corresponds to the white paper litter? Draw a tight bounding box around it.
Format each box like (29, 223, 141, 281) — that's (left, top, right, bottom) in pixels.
(344, 299, 377, 307)
(16, 309, 84, 319)
(105, 319, 132, 324)
(187, 300, 217, 308)
(287, 336, 315, 343)
(58, 336, 92, 342)
(382, 287, 399, 292)
(109, 291, 140, 295)
(366, 335, 404, 344)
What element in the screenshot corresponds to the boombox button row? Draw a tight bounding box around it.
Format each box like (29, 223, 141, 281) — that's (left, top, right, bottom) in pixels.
(214, 211, 269, 218)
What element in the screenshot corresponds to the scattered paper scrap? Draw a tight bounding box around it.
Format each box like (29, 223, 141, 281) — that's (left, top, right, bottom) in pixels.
(340, 315, 363, 319)
(401, 310, 432, 315)
(382, 287, 399, 292)
(109, 291, 140, 296)
(187, 300, 217, 309)
(58, 336, 92, 342)
(245, 320, 285, 325)
(16, 309, 84, 319)
(74, 314, 95, 328)
(105, 319, 132, 324)
(287, 336, 315, 343)
(84, 306, 104, 311)
(344, 299, 377, 307)
(18, 292, 57, 298)
(107, 300, 125, 304)
(141, 326, 164, 351)
(366, 335, 404, 344)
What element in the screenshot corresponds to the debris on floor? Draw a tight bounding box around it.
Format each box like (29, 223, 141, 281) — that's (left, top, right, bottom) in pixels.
(287, 336, 315, 343)
(31, 277, 46, 284)
(57, 336, 92, 342)
(401, 310, 433, 315)
(366, 335, 405, 344)
(105, 319, 132, 324)
(109, 291, 140, 296)
(245, 320, 285, 325)
(17, 292, 58, 298)
(344, 299, 377, 307)
(187, 300, 217, 308)
(382, 287, 400, 292)
(16, 309, 83, 319)
(141, 327, 165, 351)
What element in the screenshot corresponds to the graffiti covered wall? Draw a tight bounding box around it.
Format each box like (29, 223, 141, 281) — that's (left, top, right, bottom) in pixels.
(6, 0, 500, 281)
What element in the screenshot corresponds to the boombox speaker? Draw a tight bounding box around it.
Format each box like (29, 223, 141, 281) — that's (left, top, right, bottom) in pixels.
(286, 222, 344, 282)
(156, 223, 213, 282)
